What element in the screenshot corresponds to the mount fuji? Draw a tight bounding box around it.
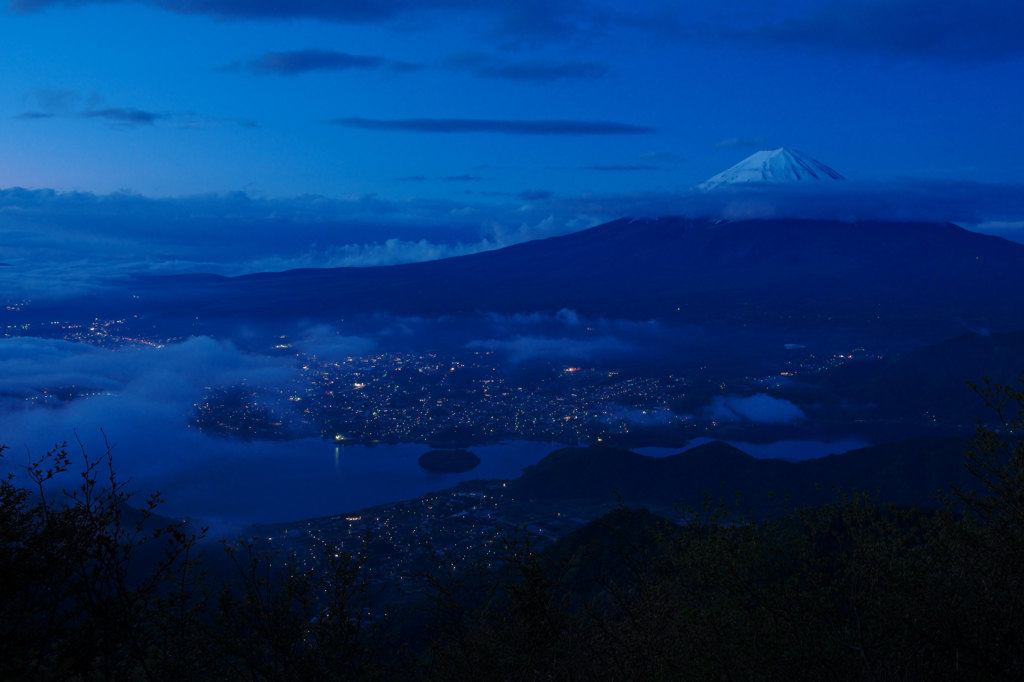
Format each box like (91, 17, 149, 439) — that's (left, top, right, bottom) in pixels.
(106, 216, 1024, 348)
(699, 148, 845, 189)
(31, 149, 1024, 356)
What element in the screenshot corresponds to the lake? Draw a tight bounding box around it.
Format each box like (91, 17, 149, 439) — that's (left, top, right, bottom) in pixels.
(148, 439, 562, 528)
(3, 428, 869, 532)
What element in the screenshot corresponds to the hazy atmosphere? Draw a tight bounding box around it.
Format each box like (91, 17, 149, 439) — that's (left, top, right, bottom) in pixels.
(2, 0, 1024, 293)
(5, 1, 1024, 678)
(3, 0, 1024, 520)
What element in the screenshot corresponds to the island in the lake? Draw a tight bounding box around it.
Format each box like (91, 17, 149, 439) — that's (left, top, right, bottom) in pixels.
(418, 449, 481, 474)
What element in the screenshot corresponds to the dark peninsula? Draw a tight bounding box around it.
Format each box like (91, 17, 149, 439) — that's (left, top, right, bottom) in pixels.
(418, 449, 481, 474)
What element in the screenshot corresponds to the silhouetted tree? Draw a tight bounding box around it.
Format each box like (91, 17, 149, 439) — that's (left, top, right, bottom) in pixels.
(0, 439, 208, 681)
(4, 374, 1024, 680)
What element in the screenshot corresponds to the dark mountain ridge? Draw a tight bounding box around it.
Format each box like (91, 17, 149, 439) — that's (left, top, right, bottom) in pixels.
(123, 217, 1024, 341)
(811, 330, 1024, 425)
(509, 437, 977, 516)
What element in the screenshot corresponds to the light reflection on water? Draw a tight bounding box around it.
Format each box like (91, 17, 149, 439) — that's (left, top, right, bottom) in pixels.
(154, 439, 562, 527)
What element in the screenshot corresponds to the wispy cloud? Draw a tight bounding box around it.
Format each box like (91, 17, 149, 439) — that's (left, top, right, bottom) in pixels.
(8, 0, 408, 22)
(329, 117, 657, 135)
(3, 179, 1024, 300)
(7, 0, 637, 45)
(81, 107, 163, 126)
(695, 0, 1024, 62)
(13, 89, 218, 128)
(396, 174, 483, 182)
(21, 87, 82, 113)
(239, 48, 420, 75)
(444, 52, 608, 82)
(172, 114, 259, 130)
(11, 1, 1022, 61)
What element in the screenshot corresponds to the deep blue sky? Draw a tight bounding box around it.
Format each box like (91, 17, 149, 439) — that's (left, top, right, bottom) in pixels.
(1, 0, 1023, 285)
(4, 0, 1023, 194)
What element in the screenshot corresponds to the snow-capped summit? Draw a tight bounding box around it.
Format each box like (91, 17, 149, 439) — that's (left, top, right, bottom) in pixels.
(699, 148, 844, 190)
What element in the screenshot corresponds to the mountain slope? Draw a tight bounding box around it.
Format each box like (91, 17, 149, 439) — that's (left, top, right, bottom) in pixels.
(129, 217, 1024, 342)
(814, 330, 1024, 423)
(509, 437, 976, 515)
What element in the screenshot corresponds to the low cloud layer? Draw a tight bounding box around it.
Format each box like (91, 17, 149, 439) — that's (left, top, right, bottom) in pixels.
(465, 335, 631, 363)
(0, 330, 496, 528)
(0, 337, 299, 509)
(292, 325, 377, 360)
(2, 179, 1023, 301)
(0, 315, 649, 526)
(568, 182, 1024, 225)
(0, 336, 294, 409)
(0, 188, 512, 297)
(705, 394, 806, 424)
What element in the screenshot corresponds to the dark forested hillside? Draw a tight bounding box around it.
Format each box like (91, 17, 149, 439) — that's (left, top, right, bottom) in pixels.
(4, 379, 1023, 680)
(510, 436, 978, 515)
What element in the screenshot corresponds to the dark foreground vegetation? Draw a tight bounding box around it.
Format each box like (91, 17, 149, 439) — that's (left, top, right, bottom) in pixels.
(3, 377, 1024, 680)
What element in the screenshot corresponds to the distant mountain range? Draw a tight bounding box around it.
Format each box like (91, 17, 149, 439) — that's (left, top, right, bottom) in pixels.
(122, 216, 1024, 346)
(510, 437, 978, 517)
(810, 330, 1024, 424)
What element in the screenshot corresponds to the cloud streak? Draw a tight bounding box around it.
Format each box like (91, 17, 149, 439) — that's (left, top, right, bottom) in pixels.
(329, 117, 657, 135)
(6, 0, 638, 45)
(8, 0, 408, 21)
(80, 107, 163, 125)
(444, 52, 608, 82)
(696, 0, 1024, 62)
(2, 179, 1024, 300)
(21, 87, 82, 112)
(14, 89, 181, 128)
(242, 48, 419, 75)
(9, 1, 1022, 62)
